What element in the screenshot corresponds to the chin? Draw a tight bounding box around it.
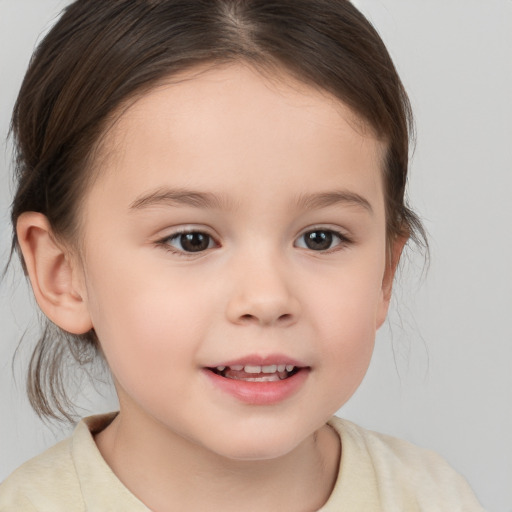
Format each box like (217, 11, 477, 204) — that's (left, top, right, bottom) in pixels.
(202, 425, 311, 462)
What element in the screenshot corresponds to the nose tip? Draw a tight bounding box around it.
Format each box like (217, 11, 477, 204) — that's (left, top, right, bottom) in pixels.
(225, 262, 301, 327)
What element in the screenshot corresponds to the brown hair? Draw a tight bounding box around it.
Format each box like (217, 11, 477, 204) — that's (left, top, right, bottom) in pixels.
(9, 0, 426, 421)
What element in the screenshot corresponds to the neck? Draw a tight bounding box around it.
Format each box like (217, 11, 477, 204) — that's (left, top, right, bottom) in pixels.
(95, 410, 340, 512)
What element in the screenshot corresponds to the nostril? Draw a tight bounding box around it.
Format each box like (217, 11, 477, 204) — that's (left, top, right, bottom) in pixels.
(238, 312, 293, 325)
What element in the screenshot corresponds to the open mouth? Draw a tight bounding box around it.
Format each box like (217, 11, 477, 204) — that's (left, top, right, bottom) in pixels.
(207, 364, 301, 382)
(204, 361, 310, 404)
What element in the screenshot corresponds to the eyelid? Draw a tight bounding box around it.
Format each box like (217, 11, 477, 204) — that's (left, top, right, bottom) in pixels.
(155, 225, 220, 256)
(154, 224, 353, 256)
(296, 224, 352, 239)
(294, 225, 353, 251)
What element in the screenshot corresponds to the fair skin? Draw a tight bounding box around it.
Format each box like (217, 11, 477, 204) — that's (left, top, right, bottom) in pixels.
(17, 63, 404, 511)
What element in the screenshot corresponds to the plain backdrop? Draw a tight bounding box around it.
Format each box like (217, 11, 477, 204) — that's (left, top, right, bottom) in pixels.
(1, 1, 511, 511)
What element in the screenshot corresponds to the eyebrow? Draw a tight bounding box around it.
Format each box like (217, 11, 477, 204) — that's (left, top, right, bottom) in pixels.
(129, 188, 229, 210)
(294, 190, 373, 214)
(129, 187, 373, 214)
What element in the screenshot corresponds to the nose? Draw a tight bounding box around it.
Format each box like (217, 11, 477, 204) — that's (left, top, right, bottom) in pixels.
(225, 251, 301, 327)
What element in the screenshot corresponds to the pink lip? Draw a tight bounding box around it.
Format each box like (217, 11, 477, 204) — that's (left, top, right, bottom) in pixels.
(209, 353, 307, 368)
(202, 354, 310, 405)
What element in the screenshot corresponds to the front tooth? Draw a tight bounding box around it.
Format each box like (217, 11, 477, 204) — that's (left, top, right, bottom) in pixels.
(277, 364, 286, 372)
(285, 365, 295, 372)
(262, 365, 277, 373)
(231, 365, 244, 371)
(244, 365, 262, 374)
(216, 366, 226, 371)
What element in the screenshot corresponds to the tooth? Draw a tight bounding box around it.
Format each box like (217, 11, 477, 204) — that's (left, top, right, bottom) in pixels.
(262, 365, 277, 373)
(285, 365, 295, 372)
(230, 365, 244, 371)
(216, 366, 226, 371)
(244, 365, 262, 374)
(277, 364, 286, 372)
(245, 375, 280, 382)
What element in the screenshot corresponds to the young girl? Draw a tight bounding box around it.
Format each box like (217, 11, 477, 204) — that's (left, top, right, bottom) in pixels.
(0, 1, 486, 510)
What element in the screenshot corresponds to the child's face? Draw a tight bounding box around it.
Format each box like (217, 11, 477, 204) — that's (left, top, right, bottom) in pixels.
(77, 63, 395, 460)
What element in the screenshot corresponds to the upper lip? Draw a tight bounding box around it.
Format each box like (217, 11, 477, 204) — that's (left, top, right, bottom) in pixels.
(206, 354, 308, 369)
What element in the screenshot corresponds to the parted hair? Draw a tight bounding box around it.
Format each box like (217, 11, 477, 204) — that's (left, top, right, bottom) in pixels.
(9, 0, 426, 421)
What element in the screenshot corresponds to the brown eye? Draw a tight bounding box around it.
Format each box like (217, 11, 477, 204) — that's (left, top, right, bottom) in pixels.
(296, 229, 347, 251)
(166, 232, 214, 253)
(304, 231, 333, 250)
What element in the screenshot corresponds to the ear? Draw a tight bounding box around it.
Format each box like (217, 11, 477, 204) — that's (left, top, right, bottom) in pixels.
(376, 235, 408, 329)
(16, 212, 93, 334)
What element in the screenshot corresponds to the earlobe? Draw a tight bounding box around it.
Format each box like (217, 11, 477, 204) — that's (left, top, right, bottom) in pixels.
(16, 212, 93, 335)
(376, 235, 408, 329)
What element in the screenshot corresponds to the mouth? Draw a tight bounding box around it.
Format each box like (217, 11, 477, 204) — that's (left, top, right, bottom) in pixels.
(207, 364, 301, 382)
(203, 358, 309, 404)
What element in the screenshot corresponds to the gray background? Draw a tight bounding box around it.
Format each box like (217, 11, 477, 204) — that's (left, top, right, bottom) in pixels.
(1, 1, 511, 510)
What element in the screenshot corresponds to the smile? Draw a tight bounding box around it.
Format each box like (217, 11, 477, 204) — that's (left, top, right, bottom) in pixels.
(209, 364, 300, 382)
(203, 358, 309, 405)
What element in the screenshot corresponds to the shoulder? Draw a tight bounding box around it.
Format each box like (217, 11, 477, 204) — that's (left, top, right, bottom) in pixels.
(327, 416, 486, 511)
(0, 413, 149, 512)
(0, 436, 83, 512)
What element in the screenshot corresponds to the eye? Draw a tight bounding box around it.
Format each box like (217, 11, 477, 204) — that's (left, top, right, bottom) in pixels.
(295, 229, 348, 251)
(162, 231, 216, 253)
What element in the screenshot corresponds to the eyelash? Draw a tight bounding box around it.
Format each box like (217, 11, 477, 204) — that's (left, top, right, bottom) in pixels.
(295, 227, 352, 252)
(156, 229, 219, 257)
(156, 227, 352, 257)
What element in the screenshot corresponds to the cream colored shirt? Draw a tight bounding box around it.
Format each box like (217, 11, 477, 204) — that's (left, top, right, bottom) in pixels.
(0, 414, 485, 511)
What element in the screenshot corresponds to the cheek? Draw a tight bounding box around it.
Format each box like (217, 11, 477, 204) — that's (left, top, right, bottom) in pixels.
(83, 254, 210, 395)
(315, 292, 377, 370)
(312, 298, 376, 412)
(303, 258, 384, 395)
(307, 251, 385, 333)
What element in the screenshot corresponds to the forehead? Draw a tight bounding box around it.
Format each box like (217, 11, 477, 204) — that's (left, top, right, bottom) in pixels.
(115, 62, 372, 131)
(89, 62, 386, 210)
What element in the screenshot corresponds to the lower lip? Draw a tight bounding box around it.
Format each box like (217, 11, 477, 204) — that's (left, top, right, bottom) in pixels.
(203, 368, 309, 405)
